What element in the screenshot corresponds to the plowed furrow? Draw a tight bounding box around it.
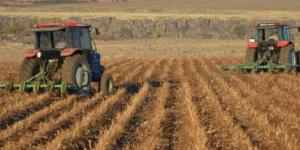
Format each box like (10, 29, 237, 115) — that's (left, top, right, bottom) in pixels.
(0, 93, 33, 110)
(113, 59, 145, 84)
(239, 74, 300, 116)
(0, 90, 5, 98)
(42, 89, 127, 150)
(221, 73, 300, 140)
(188, 58, 255, 150)
(276, 74, 300, 93)
(172, 58, 207, 150)
(94, 59, 162, 149)
(132, 59, 172, 149)
(158, 59, 180, 150)
(0, 95, 76, 146)
(0, 93, 56, 131)
(106, 59, 138, 76)
(3, 94, 104, 149)
(148, 59, 168, 81)
(213, 57, 300, 139)
(198, 58, 299, 149)
(221, 56, 300, 111)
(104, 58, 132, 69)
(134, 83, 169, 149)
(134, 59, 163, 83)
(218, 56, 300, 116)
(103, 59, 166, 149)
(125, 59, 157, 83)
(269, 72, 300, 97)
(0, 62, 19, 83)
(95, 83, 150, 150)
(43, 59, 155, 149)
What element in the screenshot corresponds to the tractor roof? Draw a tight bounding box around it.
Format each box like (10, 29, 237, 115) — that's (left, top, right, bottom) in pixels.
(257, 22, 289, 27)
(34, 22, 91, 28)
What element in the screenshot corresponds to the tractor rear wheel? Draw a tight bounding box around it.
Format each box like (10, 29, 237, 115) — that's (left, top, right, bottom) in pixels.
(19, 58, 42, 82)
(296, 50, 300, 71)
(245, 48, 257, 63)
(279, 44, 296, 71)
(61, 54, 91, 92)
(100, 74, 114, 96)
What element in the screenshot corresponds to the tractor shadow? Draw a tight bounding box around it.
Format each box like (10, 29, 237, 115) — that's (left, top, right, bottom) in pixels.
(116, 82, 141, 94)
(115, 79, 165, 94)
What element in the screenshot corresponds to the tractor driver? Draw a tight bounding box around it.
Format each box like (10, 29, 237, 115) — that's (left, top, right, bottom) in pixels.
(267, 30, 279, 41)
(55, 31, 67, 49)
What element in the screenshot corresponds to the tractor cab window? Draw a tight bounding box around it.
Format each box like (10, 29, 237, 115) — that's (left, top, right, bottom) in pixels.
(37, 32, 52, 49)
(68, 28, 92, 49)
(36, 29, 67, 49)
(53, 30, 67, 49)
(256, 26, 289, 41)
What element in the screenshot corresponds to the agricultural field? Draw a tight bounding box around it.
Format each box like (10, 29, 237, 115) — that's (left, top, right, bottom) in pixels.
(0, 0, 300, 149)
(0, 56, 300, 149)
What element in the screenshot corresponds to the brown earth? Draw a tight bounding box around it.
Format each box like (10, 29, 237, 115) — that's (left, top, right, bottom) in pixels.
(0, 56, 299, 149)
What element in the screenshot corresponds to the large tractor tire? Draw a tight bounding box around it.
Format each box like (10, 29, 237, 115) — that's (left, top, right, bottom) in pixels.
(279, 44, 297, 71)
(19, 58, 42, 82)
(100, 74, 115, 96)
(296, 50, 300, 72)
(61, 54, 91, 92)
(245, 48, 257, 63)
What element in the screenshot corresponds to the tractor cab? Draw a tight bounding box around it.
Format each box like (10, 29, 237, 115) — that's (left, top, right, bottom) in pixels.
(25, 22, 95, 60)
(246, 23, 295, 54)
(255, 23, 291, 42)
(32, 22, 92, 50)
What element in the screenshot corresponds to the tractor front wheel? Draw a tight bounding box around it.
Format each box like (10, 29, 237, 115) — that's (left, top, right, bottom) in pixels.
(245, 48, 257, 63)
(100, 74, 114, 96)
(19, 58, 42, 82)
(62, 54, 91, 93)
(279, 44, 297, 71)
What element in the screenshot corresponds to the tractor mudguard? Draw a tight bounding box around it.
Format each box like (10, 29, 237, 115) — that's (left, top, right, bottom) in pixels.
(277, 41, 291, 48)
(24, 50, 38, 58)
(247, 42, 258, 48)
(60, 48, 82, 57)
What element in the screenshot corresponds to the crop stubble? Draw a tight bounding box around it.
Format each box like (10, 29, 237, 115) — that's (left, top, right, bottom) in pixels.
(0, 56, 299, 149)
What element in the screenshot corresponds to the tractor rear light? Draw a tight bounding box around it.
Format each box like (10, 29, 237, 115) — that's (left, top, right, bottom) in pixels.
(277, 41, 289, 47)
(247, 42, 258, 48)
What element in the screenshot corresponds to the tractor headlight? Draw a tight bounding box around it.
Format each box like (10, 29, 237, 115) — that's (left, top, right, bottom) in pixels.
(37, 52, 42, 58)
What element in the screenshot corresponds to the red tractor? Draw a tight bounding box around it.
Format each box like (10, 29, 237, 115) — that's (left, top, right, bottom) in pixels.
(0, 22, 115, 97)
(222, 22, 300, 72)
